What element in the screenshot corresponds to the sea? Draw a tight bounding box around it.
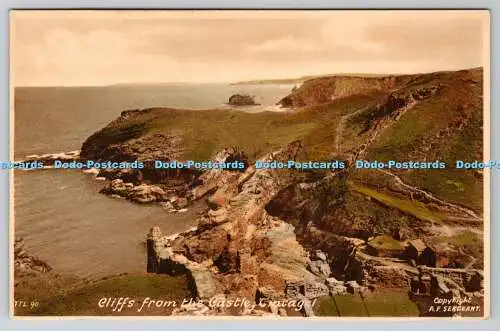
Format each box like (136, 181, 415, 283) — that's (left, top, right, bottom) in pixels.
(13, 83, 293, 279)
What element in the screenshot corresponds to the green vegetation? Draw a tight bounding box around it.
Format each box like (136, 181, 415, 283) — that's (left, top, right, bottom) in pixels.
(14, 272, 82, 304)
(365, 100, 435, 162)
(333, 294, 368, 316)
(314, 291, 419, 317)
(450, 230, 482, 247)
(448, 230, 483, 262)
(151, 108, 318, 160)
(404, 107, 484, 212)
(84, 93, 377, 162)
(368, 235, 405, 251)
(351, 183, 447, 223)
(315, 174, 348, 205)
(84, 68, 483, 214)
(15, 273, 191, 316)
(363, 74, 483, 212)
(362, 291, 420, 316)
(314, 296, 341, 316)
(341, 187, 413, 236)
(445, 179, 465, 192)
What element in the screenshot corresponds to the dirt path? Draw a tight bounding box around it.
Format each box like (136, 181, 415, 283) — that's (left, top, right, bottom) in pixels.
(333, 88, 481, 224)
(335, 105, 372, 152)
(429, 224, 483, 237)
(378, 169, 482, 222)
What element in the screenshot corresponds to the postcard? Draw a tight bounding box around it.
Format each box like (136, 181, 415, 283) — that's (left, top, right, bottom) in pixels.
(10, 10, 490, 318)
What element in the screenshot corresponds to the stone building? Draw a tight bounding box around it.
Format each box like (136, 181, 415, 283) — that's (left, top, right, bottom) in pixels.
(404, 239, 437, 267)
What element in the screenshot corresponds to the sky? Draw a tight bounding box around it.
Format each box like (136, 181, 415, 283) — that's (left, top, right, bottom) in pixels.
(10, 10, 490, 86)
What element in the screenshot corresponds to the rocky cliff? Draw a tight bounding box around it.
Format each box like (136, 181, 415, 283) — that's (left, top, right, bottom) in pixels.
(277, 74, 413, 108)
(80, 67, 485, 316)
(146, 142, 338, 316)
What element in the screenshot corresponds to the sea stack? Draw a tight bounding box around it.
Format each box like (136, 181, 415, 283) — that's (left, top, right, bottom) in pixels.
(228, 94, 259, 106)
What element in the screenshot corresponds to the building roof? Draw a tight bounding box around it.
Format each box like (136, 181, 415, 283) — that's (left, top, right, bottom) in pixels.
(408, 239, 427, 252)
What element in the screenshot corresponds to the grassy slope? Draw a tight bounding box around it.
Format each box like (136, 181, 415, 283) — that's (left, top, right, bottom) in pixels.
(314, 291, 420, 317)
(84, 92, 377, 162)
(368, 234, 406, 251)
(363, 69, 484, 211)
(83, 68, 483, 219)
(15, 273, 191, 316)
(351, 183, 447, 223)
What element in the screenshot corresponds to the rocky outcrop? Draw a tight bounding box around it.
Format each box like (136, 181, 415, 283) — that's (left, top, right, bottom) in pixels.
(89, 133, 185, 163)
(228, 94, 259, 106)
(344, 85, 441, 161)
(80, 108, 157, 161)
(81, 118, 201, 192)
(88, 141, 250, 211)
(146, 141, 330, 315)
(82, 132, 194, 184)
(14, 237, 52, 279)
(75, 67, 484, 316)
(100, 179, 169, 203)
(189, 147, 248, 204)
(348, 246, 484, 301)
(147, 226, 218, 299)
(278, 75, 414, 108)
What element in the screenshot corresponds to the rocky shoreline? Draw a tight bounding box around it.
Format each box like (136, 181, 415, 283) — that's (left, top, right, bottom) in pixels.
(145, 142, 330, 316)
(141, 143, 484, 317)
(14, 237, 52, 280)
(15, 143, 484, 316)
(14, 68, 485, 317)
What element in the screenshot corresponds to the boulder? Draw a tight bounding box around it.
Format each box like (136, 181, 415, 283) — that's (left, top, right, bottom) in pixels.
(329, 284, 348, 295)
(189, 268, 218, 299)
(304, 281, 329, 299)
(14, 237, 52, 276)
(346, 280, 366, 294)
(172, 197, 188, 209)
(285, 280, 329, 299)
(159, 201, 175, 212)
(102, 180, 169, 203)
(130, 184, 168, 203)
(308, 260, 331, 277)
(315, 250, 328, 262)
(325, 278, 348, 294)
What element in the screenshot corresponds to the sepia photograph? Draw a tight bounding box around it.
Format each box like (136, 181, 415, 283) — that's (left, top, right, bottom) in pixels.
(10, 10, 490, 318)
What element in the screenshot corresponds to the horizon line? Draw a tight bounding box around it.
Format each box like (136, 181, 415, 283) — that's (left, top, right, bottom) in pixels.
(13, 66, 483, 88)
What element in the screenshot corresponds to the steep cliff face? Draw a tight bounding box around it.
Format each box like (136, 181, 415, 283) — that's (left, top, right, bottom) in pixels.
(80, 67, 485, 316)
(147, 142, 331, 310)
(278, 75, 413, 108)
(265, 172, 420, 240)
(81, 109, 151, 161)
(280, 68, 484, 213)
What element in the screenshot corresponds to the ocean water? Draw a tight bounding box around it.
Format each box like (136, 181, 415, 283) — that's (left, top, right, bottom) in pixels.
(13, 83, 293, 279)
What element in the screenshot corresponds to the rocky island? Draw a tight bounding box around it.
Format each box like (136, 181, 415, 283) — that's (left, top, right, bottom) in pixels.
(227, 94, 260, 106)
(73, 67, 485, 317)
